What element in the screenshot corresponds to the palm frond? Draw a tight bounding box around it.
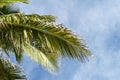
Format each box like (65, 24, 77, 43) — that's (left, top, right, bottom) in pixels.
(0, 5, 20, 15)
(0, 13, 92, 71)
(0, 13, 56, 61)
(23, 43, 58, 72)
(0, 56, 26, 80)
(0, 0, 29, 7)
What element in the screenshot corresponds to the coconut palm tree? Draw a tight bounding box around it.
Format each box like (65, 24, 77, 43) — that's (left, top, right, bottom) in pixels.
(0, 0, 92, 79)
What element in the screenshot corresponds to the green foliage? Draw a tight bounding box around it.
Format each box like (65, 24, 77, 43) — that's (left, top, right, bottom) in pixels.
(0, 13, 92, 72)
(0, 0, 92, 75)
(0, 0, 29, 7)
(23, 43, 58, 72)
(0, 56, 26, 80)
(0, 5, 20, 15)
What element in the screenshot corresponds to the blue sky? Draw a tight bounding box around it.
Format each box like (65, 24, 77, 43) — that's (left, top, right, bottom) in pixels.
(17, 0, 120, 80)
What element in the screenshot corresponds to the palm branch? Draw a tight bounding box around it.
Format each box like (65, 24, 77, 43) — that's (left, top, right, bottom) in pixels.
(0, 55, 26, 80)
(0, 13, 92, 71)
(0, 0, 29, 7)
(0, 5, 20, 15)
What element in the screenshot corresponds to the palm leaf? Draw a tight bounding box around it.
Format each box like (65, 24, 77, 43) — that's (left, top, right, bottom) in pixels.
(0, 13, 92, 71)
(0, 56, 26, 80)
(23, 43, 58, 72)
(0, 0, 29, 7)
(0, 5, 20, 15)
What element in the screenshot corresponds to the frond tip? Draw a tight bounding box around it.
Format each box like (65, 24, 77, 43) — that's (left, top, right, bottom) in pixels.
(0, 57, 27, 80)
(23, 43, 58, 72)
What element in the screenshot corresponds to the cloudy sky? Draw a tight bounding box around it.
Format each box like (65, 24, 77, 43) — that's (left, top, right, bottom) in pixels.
(17, 0, 120, 80)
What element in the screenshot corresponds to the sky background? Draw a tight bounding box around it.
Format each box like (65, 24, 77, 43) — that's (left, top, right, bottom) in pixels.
(16, 0, 120, 80)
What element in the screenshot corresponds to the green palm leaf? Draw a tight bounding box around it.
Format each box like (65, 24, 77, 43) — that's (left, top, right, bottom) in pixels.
(0, 5, 20, 15)
(0, 56, 26, 80)
(23, 43, 58, 72)
(0, 13, 92, 71)
(0, 0, 29, 7)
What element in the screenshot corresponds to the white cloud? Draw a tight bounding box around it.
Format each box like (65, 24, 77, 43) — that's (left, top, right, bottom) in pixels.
(72, 0, 120, 80)
(17, 0, 120, 80)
